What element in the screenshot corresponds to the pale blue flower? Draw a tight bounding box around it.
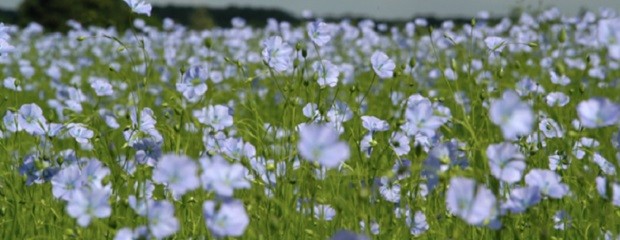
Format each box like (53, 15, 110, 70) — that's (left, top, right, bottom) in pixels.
(66, 186, 112, 227)
(360, 133, 374, 157)
(379, 177, 401, 203)
(201, 156, 251, 197)
(3, 77, 21, 91)
(390, 131, 410, 156)
(371, 51, 395, 79)
(220, 137, 256, 161)
(203, 200, 250, 237)
(3, 110, 21, 132)
(313, 60, 339, 88)
(152, 154, 200, 198)
(114, 226, 149, 240)
(177, 65, 208, 103)
(361, 115, 389, 132)
(18, 103, 47, 135)
(297, 123, 350, 169)
(539, 117, 564, 138)
(401, 99, 444, 138)
(123, 0, 152, 16)
(359, 220, 380, 235)
(330, 230, 369, 240)
(486, 142, 526, 183)
(193, 105, 234, 131)
(314, 204, 336, 221)
(89, 77, 114, 96)
(446, 177, 497, 226)
(307, 21, 331, 46)
(577, 98, 620, 128)
(51, 164, 83, 201)
(261, 36, 293, 72)
(134, 138, 162, 166)
(81, 159, 110, 188)
(501, 186, 541, 214)
(549, 71, 570, 86)
(553, 210, 571, 230)
(406, 210, 429, 236)
(147, 200, 179, 239)
(66, 123, 94, 145)
(525, 169, 569, 199)
(489, 90, 534, 140)
(484, 36, 507, 53)
(592, 153, 616, 176)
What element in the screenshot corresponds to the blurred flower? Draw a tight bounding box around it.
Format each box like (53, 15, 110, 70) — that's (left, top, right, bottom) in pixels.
(297, 123, 350, 169)
(313, 60, 339, 88)
(66, 186, 112, 227)
(147, 200, 179, 239)
(371, 51, 395, 79)
(577, 98, 620, 128)
(66, 123, 94, 145)
(486, 142, 526, 183)
(501, 186, 541, 214)
(390, 131, 410, 156)
(489, 90, 534, 140)
(361, 115, 389, 132)
(406, 210, 429, 236)
(314, 204, 336, 220)
(330, 230, 369, 240)
(446, 177, 497, 226)
(307, 21, 331, 46)
(203, 200, 249, 237)
(51, 164, 83, 201)
(123, 0, 152, 16)
(152, 154, 199, 198)
(177, 65, 208, 103)
(401, 99, 444, 138)
(553, 210, 571, 230)
(525, 169, 569, 199)
(193, 105, 234, 131)
(261, 36, 293, 72)
(484, 36, 507, 53)
(201, 156, 251, 197)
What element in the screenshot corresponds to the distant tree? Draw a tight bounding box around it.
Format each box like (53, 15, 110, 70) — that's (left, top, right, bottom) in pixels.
(189, 8, 215, 29)
(17, 0, 148, 32)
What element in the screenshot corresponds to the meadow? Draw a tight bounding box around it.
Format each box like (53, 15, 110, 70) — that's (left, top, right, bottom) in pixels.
(1, 1, 620, 239)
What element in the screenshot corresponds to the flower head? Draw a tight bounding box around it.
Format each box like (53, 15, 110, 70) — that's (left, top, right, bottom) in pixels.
(446, 177, 497, 226)
(486, 142, 526, 183)
(123, 0, 152, 16)
(525, 169, 569, 199)
(152, 154, 200, 198)
(307, 21, 331, 46)
(203, 200, 250, 237)
(297, 123, 350, 169)
(371, 51, 395, 79)
(577, 98, 620, 128)
(262, 36, 293, 72)
(489, 90, 534, 140)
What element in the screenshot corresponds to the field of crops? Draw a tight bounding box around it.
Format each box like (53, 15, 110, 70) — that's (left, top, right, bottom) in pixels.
(1, 1, 620, 239)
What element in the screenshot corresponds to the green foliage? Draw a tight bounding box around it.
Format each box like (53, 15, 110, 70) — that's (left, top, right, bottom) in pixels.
(17, 0, 151, 32)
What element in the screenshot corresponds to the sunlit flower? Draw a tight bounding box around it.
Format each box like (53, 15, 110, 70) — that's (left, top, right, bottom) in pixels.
(123, 0, 152, 16)
(371, 51, 395, 79)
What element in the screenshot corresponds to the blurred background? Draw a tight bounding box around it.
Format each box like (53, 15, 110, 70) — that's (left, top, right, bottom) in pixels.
(0, 0, 619, 32)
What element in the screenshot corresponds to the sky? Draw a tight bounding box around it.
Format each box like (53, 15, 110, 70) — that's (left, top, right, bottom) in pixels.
(1, 0, 619, 19)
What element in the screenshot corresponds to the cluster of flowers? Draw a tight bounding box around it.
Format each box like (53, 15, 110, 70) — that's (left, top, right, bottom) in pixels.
(1, 0, 620, 238)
